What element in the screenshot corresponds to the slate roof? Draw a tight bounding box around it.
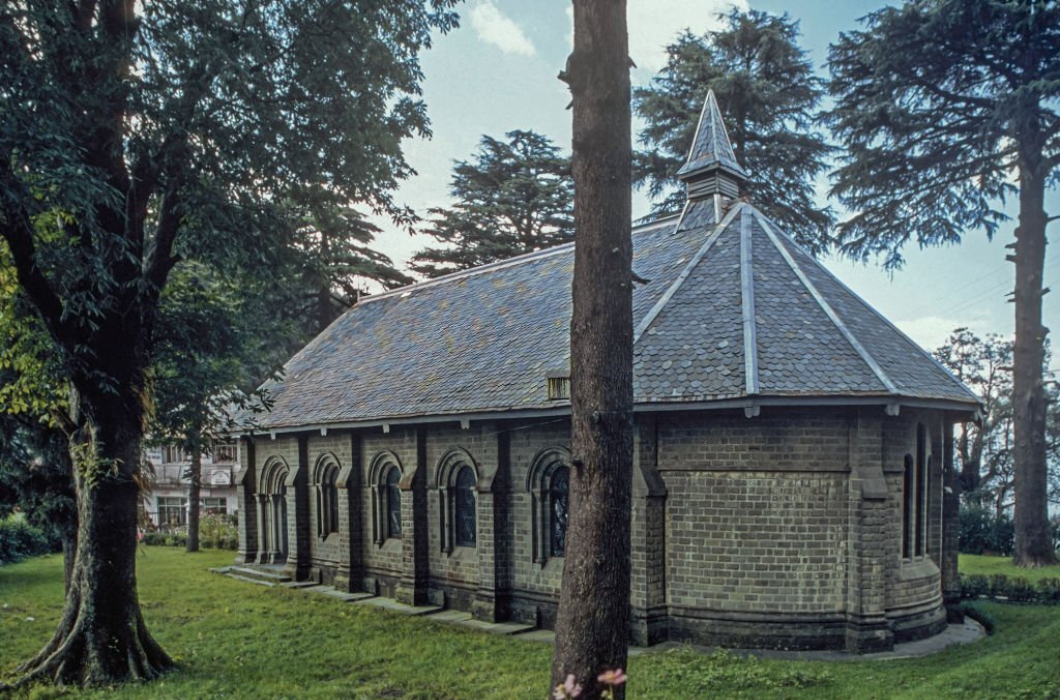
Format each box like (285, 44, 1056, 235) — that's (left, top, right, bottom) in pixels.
(249, 93, 978, 433)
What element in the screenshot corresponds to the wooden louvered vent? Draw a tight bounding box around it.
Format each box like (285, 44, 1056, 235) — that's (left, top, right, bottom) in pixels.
(547, 373, 570, 400)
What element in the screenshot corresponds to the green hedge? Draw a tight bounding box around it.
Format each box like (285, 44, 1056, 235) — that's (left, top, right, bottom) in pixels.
(142, 514, 237, 550)
(0, 517, 53, 565)
(960, 572, 1060, 605)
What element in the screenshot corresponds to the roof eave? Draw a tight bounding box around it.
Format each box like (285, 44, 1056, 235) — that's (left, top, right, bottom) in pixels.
(232, 393, 980, 438)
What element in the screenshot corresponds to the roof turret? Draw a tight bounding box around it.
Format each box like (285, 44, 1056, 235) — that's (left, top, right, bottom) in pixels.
(677, 90, 748, 205)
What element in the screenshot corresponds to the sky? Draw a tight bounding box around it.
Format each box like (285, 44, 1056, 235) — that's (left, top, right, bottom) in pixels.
(366, 0, 1059, 360)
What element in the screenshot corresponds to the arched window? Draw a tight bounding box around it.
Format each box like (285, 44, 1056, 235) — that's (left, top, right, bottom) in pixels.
(454, 465, 477, 547)
(386, 466, 402, 539)
(314, 459, 340, 537)
(902, 454, 914, 559)
(549, 466, 570, 557)
(526, 446, 572, 565)
(435, 449, 479, 553)
(902, 423, 931, 559)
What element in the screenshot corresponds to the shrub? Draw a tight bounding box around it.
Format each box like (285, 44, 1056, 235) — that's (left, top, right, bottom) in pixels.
(959, 506, 1014, 555)
(0, 516, 52, 564)
(200, 513, 238, 551)
(960, 572, 1060, 605)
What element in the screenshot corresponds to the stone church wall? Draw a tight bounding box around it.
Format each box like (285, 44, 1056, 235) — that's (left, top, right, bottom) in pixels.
(235, 405, 958, 651)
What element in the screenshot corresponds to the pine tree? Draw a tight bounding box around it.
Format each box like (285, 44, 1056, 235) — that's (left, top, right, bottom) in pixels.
(550, 1, 632, 698)
(410, 130, 574, 279)
(632, 9, 833, 253)
(826, 0, 1060, 567)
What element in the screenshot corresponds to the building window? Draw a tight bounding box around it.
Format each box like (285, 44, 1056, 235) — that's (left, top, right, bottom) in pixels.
(157, 496, 187, 527)
(549, 466, 570, 557)
(903, 423, 930, 559)
(201, 497, 227, 516)
(902, 454, 914, 559)
(435, 450, 479, 553)
(386, 466, 402, 539)
(526, 446, 572, 565)
(314, 459, 340, 537)
(162, 446, 186, 464)
(454, 465, 477, 547)
(213, 441, 238, 463)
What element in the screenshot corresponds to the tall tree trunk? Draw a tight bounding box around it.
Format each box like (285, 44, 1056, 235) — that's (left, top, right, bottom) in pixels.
(61, 524, 77, 596)
(10, 391, 173, 686)
(186, 447, 202, 553)
(1012, 131, 1057, 567)
(551, 2, 633, 699)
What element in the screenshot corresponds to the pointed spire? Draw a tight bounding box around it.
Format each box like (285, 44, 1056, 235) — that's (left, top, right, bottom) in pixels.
(677, 90, 748, 204)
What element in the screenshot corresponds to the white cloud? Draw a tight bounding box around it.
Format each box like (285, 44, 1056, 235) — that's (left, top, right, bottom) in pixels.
(470, 1, 536, 57)
(894, 315, 994, 354)
(626, 0, 749, 74)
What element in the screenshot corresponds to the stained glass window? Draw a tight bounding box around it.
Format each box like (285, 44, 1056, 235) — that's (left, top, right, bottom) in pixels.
(550, 466, 570, 557)
(455, 466, 476, 547)
(386, 466, 402, 538)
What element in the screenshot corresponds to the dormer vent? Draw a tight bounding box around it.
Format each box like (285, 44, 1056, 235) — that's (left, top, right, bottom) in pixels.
(546, 372, 571, 401)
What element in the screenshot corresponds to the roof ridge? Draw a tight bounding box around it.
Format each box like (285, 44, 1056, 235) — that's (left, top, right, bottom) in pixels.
(739, 207, 759, 398)
(358, 214, 681, 307)
(753, 211, 899, 397)
(754, 210, 981, 406)
(632, 201, 744, 345)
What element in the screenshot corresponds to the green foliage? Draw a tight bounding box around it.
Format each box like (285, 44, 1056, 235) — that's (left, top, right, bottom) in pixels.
(632, 9, 833, 252)
(960, 572, 1060, 606)
(410, 130, 574, 279)
(936, 330, 1060, 513)
(824, 0, 1060, 268)
(197, 514, 237, 551)
(0, 517, 55, 565)
(141, 532, 187, 548)
(960, 506, 1015, 556)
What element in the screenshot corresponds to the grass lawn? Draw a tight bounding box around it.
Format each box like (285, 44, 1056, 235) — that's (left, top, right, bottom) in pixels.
(0, 548, 1058, 699)
(960, 554, 1060, 584)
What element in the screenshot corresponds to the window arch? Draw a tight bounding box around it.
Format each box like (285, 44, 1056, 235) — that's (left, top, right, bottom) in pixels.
(435, 449, 479, 553)
(368, 451, 404, 545)
(526, 446, 572, 564)
(549, 466, 570, 557)
(313, 456, 341, 538)
(454, 465, 477, 547)
(385, 466, 402, 539)
(902, 423, 931, 559)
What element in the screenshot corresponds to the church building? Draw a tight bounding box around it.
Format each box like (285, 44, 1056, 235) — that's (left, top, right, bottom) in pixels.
(232, 91, 979, 653)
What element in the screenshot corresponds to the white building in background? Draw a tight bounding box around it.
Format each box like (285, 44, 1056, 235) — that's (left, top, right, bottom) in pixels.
(142, 441, 240, 529)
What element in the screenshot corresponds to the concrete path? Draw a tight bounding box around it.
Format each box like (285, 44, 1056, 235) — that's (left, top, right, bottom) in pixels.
(642, 619, 985, 662)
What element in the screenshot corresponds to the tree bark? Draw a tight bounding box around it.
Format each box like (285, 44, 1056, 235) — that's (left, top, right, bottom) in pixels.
(61, 523, 78, 596)
(1012, 117, 1057, 567)
(186, 447, 202, 553)
(9, 391, 173, 687)
(551, 2, 633, 699)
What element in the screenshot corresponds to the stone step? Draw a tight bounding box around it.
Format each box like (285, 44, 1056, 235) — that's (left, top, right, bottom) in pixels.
(279, 580, 321, 589)
(451, 618, 535, 636)
(356, 597, 443, 616)
(302, 586, 376, 603)
(225, 573, 277, 588)
(228, 566, 291, 584)
(208, 566, 233, 575)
